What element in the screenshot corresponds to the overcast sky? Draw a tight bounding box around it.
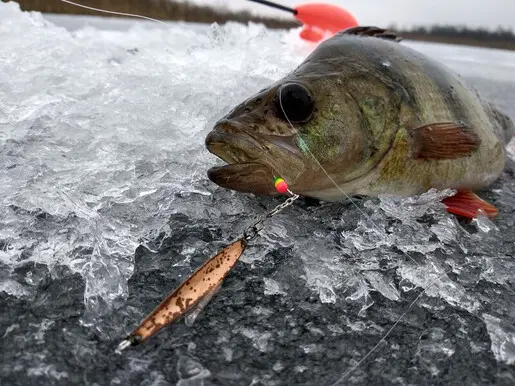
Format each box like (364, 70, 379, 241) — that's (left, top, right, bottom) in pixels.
(190, 0, 515, 30)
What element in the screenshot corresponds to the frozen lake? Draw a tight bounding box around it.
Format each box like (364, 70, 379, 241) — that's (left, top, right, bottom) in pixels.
(1, 3, 515, 385)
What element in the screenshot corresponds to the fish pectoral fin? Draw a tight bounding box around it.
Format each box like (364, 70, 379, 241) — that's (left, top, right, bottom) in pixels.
(442, 190, 498, 219)
(339, 26, 401, 42)
(408, 122, 480, 159)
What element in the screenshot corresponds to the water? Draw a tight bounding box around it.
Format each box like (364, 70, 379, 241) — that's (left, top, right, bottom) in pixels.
(1, 2, 515, 385)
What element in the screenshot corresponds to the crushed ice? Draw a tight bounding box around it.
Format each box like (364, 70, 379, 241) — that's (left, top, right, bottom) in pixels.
(2, 1, 515, 374)
(483, 314, 515, 365)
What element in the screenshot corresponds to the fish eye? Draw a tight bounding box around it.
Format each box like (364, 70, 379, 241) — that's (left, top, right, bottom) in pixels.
(275, 83, 315, 123)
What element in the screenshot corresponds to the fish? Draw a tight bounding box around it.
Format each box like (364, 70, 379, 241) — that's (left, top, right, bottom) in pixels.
(205, 26, 514, 219)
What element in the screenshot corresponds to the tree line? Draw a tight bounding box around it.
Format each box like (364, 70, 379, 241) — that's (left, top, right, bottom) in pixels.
(12, 0, 299, 29)
(10, 0, 515, 49)
(393, 24, 515, 43)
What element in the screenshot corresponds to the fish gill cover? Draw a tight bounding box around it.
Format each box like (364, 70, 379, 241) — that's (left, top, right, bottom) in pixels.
(0, 2, 515, 385)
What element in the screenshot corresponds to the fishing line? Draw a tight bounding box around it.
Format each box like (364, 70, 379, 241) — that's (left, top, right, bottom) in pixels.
(59, 0, 169, 25)
(331, 279, 433, 384)
(59, 0, 467, 379)
(278, 89, 462, 382)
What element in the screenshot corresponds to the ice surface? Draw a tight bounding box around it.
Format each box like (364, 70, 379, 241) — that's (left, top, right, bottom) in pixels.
(415, 327, 456, 376)
(177, 355, 212, 386)
(1, 2, 515, 386)
(483, 314, 515, 366)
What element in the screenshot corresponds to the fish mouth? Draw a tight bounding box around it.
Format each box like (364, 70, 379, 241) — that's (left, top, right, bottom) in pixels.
(206, 130, 261, 165)
(205, 130, 276, 195)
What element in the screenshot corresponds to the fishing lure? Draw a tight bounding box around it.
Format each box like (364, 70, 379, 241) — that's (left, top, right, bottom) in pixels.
(117, 177, 298, 352)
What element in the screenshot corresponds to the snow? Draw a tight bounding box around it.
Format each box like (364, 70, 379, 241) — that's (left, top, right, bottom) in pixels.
(1, 2, 515, 385)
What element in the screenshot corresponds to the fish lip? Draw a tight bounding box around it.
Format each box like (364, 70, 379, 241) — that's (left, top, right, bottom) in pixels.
(206, 162, 265, 180)
(206, 162, 275, 195)
(205, 130, 263, 165)
(205, 130, 272, 187)
(205, 126, 303, 165)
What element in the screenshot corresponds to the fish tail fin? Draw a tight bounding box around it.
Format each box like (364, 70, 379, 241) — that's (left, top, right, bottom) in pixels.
(442, 189, 498, 219)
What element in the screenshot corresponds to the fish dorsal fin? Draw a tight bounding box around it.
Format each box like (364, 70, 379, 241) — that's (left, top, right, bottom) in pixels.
(339, 26, 402, 42)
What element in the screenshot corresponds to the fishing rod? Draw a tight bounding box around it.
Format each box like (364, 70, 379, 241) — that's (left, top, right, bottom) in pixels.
(246, 0, 358, 41)
(247, 0, 297, 14)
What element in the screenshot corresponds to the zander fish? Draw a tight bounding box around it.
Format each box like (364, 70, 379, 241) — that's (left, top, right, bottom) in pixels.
(205, 27, 514, 218)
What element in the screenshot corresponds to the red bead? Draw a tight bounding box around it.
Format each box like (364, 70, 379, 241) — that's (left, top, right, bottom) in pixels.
(276, 181, 288, 194)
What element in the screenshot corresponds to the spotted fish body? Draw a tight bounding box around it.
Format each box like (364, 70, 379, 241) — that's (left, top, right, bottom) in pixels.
(205, 27, 514, 203)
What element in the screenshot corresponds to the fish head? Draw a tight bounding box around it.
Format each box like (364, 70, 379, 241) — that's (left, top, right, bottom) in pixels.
(205, 74, 373, 197)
